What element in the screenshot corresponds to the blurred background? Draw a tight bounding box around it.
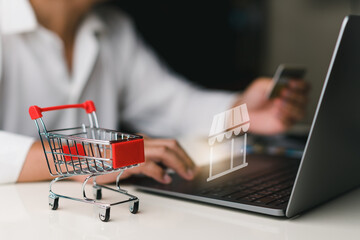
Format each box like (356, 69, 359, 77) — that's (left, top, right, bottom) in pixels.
(111, 0, 360, 125)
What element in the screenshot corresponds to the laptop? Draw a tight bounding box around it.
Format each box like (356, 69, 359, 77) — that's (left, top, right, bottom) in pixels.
(128, 15, 360, 218)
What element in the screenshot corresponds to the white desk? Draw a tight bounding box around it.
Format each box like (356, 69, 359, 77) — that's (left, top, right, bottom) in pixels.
(1, 180, 360, 240)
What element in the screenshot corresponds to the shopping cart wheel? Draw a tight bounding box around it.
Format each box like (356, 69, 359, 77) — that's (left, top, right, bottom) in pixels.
(49, 196, 59, 210)
(129, 200, 139, 214)
(93, 186, 102, 200)
(99, 207, 110, 222)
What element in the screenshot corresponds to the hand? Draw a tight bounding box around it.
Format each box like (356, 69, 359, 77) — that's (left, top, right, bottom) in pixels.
(87, 136, 197, 184)
(233, 77, 309, 135)
(121, 136, 196, 183)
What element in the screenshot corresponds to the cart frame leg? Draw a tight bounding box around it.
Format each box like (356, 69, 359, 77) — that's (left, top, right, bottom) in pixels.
(48, 169, 140, 222)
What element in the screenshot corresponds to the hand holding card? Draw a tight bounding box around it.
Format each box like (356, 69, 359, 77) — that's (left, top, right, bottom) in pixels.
(268, 64, 306, 99)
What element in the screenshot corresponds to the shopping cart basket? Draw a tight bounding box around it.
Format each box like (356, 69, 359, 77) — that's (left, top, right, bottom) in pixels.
(29, 100, 145, 222)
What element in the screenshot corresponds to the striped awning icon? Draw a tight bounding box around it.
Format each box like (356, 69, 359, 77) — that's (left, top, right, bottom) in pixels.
(208, 104, 250, 145)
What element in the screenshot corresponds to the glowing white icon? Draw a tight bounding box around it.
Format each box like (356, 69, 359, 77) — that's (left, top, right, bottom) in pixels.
(207, 104, 250, 182)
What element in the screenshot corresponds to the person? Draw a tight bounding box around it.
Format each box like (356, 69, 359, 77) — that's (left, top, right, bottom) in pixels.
(0, 0, 308, 184)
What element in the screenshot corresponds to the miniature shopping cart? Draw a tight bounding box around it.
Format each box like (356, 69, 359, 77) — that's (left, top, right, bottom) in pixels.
(29, 100, 145, 222)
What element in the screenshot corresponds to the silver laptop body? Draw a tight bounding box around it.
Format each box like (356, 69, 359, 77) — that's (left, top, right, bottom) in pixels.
(131, 15, 360, 218)
(286, 15, 360, 217)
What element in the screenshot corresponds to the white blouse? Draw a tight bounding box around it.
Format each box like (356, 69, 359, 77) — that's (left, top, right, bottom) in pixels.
(0, 0, 236, 183)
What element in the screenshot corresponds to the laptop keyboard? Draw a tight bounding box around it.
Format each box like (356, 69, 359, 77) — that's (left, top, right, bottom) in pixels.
(198, 165, 298, 208)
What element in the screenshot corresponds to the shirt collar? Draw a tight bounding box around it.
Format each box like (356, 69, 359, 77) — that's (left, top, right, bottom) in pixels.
(0, 0, 37, 35)
(80, 12, 107, 36)
(0, 0, 106, 35)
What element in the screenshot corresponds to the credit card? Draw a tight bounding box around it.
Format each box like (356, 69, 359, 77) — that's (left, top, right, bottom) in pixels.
(268, 64, 306, 99)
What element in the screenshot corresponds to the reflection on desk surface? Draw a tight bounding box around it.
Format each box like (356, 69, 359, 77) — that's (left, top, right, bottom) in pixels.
(0, 182, 359, 240)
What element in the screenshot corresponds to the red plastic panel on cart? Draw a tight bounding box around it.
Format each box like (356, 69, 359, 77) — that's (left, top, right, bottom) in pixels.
(111, 139, 145, 169)
(62, 144, 86, 161)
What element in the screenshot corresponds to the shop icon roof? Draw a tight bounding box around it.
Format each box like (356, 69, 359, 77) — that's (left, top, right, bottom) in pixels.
(208, 104, 250, 145)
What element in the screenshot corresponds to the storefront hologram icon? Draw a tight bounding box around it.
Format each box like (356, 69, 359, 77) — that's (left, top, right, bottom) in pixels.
(207, 104, 250, 182)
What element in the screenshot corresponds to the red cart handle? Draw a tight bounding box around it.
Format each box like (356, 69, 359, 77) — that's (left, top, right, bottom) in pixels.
(29, 100, 96, 120)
